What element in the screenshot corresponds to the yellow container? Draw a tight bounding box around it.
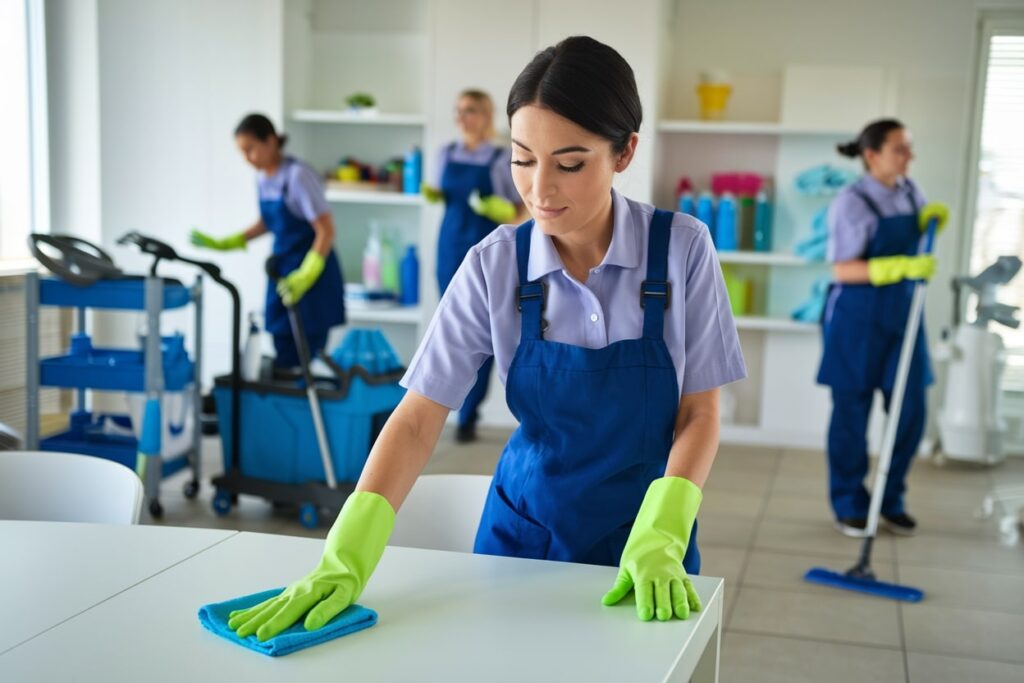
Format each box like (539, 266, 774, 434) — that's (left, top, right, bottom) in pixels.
(722, 267, 751, 316)
(696, 83, 732, 121)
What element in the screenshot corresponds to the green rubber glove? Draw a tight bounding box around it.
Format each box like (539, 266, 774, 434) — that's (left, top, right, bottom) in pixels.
(420, 183, 444, 204)
(919, 202, 949, 234)
(189, 228, 246, 251)
(867, 254, 936, 286)
(276, 250, 325, 306)
(468, 190, 517, 224)
(227, 491, 395, 641)
(602, 476, 703, 622)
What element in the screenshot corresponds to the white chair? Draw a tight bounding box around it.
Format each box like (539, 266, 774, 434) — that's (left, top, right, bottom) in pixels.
(0, 451, 143, 524)
(389, 474, 492, 553)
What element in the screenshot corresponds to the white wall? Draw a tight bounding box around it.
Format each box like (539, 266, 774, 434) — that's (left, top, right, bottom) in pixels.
(47, 0, 102, 245)
(81, 0, 283, 386)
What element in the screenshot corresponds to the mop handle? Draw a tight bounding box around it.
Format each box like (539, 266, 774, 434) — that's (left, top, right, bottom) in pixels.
(864, 217, 939, 537)
(266, 257, 339, 489)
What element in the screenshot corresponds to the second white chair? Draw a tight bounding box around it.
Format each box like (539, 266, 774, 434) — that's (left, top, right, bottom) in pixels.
(0, 450, 143, 525)
(389, 474, 492, 553)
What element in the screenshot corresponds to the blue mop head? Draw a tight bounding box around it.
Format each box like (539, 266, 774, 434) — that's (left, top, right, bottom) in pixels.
(804, 567, 924, 602)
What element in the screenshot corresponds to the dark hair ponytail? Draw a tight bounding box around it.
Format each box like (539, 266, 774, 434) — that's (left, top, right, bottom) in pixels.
(507, 36, 641, 154)
(837, 118, 903, 159)
(234, 113, 287, 149)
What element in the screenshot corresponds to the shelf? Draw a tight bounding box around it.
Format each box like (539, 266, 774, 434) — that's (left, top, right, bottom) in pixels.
(326, 188, 424, 206)
(717, 251, 823, 267)
(346, 305, 422, 325)
(733, 316, 818, 333)
(657, 119, 851, 136)
(291, 110, 426, 126)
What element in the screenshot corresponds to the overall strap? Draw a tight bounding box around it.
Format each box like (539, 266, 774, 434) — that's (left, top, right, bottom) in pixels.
(515, 220, 544, 341)
(488, 145, 505, 166)
(902, 178, 920, 212)
(641, 209, 673, 340)
(852, 187, 884, 219)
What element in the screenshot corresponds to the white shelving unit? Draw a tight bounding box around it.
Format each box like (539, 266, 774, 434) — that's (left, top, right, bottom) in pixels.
(291, 110, 427, 127)
(283, 0, 431, 365)
(654, 102, 853, 447)
(733, 316, 818, 333)
(658, 119, 852, 136)
(324, 187, 425, 206)
(717, 250, 813, 267)
(346, 305, 423, 325)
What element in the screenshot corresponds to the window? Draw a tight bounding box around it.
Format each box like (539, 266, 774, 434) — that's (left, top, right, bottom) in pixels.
(966, 19, 1024, 389)
(0, 0, 48, 264)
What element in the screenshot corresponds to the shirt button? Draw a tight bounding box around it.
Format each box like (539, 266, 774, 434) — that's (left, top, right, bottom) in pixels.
(590, 313, 599, 323)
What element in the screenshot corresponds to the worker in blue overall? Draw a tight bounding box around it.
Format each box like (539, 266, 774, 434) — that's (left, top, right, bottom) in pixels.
(191, 113, 344, 367)
(223, 37, 746, 642)
(421, 89, 525, 443)
(818, 119, 938, 537)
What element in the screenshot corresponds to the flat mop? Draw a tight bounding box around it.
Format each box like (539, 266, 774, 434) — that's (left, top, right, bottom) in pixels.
(805, 205, 946, 602)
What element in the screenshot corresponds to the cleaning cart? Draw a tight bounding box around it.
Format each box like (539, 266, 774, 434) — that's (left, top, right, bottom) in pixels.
(25, 235, 203, 518)
(211, 328, 406, 528)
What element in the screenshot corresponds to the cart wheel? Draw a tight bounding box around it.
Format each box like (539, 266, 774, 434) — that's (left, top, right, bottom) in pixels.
(299, 504, 319, 529)
(183, 480, 200, 499)
(149, 499, 164, 519)
(212, 490, 232, 517)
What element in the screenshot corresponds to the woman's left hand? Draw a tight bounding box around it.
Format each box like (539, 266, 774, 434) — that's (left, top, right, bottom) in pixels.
(601, 476, 703, 621)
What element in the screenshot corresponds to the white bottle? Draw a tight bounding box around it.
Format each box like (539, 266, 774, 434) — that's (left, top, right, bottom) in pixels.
(363, 221, 382, 291)
(241, 312, 262, 382)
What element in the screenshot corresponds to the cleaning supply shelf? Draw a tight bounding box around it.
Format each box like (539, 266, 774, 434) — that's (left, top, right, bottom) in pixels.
(39, 277, 192, 310)
(39, 334, 194, 392)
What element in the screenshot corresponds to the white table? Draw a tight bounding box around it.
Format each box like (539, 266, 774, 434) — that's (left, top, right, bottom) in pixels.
(0, 523, 722, 682)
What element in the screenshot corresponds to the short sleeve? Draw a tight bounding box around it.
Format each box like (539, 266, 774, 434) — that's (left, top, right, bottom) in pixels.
(289, 163, 330, 222)
(400, 250, 494, 409)
(489, 148, 522, 205)
(826, 191, 874, 262)
(679, 227, 747, 394)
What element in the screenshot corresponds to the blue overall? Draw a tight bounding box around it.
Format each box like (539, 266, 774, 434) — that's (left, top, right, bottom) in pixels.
(437, 144, 504, 428)
(817, 181, 933, 520)
(474, 210, 700, 572)
(261, 177, 345, 367)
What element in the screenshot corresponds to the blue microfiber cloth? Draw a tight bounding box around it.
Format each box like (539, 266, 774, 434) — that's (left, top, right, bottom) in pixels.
(791, 277, 831, 323)
(198, 588, 377, 657)
(793, 207, 830, 261)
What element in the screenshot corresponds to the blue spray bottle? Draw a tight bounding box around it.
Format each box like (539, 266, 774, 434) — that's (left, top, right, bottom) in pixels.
(715, 193, 738, 251)
(696, 192, 716, 244)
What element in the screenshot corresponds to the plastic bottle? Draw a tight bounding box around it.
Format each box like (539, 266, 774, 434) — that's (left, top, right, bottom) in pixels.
(241, 312, 262, 381)
(695, 192, 715, 243)
(715, 193, 738, 251)
(678, 191, 696, 216)
(380, 229, 398, 293)
(399, 244, 420, 305)
(403, 147, 422, 194)
(363, 221, 382, 290)
(754, 190, 773, 252)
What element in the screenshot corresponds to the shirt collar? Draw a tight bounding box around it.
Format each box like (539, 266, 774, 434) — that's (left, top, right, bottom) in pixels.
(526, 188, 641, 281)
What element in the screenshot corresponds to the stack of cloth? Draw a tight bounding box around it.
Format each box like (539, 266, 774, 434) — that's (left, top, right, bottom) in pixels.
(793, 164, 858, 197)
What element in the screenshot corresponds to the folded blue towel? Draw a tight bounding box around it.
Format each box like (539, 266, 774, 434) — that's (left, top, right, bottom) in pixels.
(198, 588, 377, 657)
(791, 277, 831, 322)
(794, 164, 858, 197)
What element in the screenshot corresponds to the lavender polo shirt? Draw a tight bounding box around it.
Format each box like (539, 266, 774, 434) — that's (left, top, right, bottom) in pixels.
(257, 156, 330, 223)
(826, 175, 927, 263)
(401, 189, 748, 410)
(431, 141, 521, 205)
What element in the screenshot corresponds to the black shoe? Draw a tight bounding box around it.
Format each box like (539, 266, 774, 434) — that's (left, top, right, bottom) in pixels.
(883, 512, 917, 536)
(835, 517, 867, 537)
(455, 424, 477, 444)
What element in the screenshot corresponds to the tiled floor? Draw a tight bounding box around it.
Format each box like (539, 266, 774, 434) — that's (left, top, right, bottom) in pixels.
(150, 429, 1024, 682)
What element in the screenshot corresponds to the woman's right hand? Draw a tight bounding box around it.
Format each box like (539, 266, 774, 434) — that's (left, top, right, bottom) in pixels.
(189, 228, 247, 251)
(227, 491, 395, 641)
